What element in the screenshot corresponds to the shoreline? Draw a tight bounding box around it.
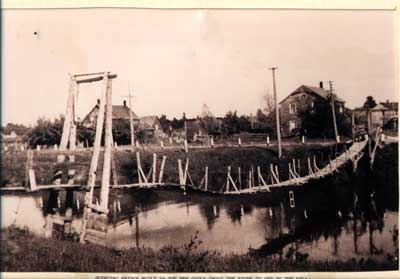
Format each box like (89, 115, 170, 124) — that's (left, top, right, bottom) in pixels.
(1, 226, 398, 272)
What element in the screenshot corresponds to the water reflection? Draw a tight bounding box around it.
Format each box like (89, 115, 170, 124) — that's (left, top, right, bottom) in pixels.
(1, 168, 398, 260)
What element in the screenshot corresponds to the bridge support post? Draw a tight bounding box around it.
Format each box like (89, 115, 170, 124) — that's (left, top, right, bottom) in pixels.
(204, 166, 208, 191)
(158, 156, 167, 183)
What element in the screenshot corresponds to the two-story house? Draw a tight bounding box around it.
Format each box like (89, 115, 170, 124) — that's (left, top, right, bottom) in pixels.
(279, 82, 345, 137)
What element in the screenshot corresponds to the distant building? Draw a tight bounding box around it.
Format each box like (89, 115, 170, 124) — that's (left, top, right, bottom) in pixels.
(138, 116, 165, 139)
(279, 82, 345, 136)
(185, 118, 207, 142)
(353, 100, 398, 132)
(81, 100, 140, 128)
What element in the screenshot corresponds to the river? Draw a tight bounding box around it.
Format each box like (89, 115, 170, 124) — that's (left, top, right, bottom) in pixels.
(1, 174, 398, 261)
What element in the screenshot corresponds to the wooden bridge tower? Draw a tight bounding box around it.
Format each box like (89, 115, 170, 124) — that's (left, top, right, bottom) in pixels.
(59, 72, 118, 244)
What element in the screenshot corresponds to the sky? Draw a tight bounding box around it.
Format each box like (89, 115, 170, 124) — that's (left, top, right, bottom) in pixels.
(2, 8, 398, 126)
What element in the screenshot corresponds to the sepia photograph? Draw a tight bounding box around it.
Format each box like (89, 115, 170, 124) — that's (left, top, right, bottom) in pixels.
(1, 1, 399, 275)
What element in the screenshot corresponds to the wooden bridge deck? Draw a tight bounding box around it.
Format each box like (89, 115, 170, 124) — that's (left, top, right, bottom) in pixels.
(226, 138, 368, 194)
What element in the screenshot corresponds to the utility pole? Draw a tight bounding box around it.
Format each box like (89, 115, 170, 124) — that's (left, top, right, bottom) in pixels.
(122, 83, 135, 150)
(269, 67, 282, 158)
(328, 81, 340, 143)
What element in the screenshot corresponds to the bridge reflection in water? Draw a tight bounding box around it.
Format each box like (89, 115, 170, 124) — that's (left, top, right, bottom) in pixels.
(2, 174, 398, 262)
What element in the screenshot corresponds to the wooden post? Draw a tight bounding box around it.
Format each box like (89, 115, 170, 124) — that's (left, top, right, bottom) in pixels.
(136, 152, 143, 186)
(251, 165, 255, 188)
(158, 155, 166, 183)
(204, 166, 208, 191)
(86, 73, 108, 205)
(328, 81, 340, 143)
(160, 140, 164, 149)
(111, 152, 119, 186)
(210, 137, 214, 148)
(269, 67, 282, 158)
(367, 110, 372, 135)
(100, 77, 113, 213)
(307, 157, 314, 175)
(301, 136, 305, 145)
(60, 76, 76, 150)
(238, 167, 242, 189)
(28, 169, 37, 191)
(152, 153, 157, 183)
(184, 140, 188, 153)
(226, 166, 231, 193)
(351, 111, 355, 142)
(270, 164, 276, 184)
(183, 159, 189, 185)
(69, 123, 77, 150)
(248, 170, 252, 189)
(178, 159, 183, 185)
(257, 166, 261, 189)
(275, 165, 279, 182)
(267, 136, 270, 146)
(238, 137, 242, 147)
(126, 85, 136, 151)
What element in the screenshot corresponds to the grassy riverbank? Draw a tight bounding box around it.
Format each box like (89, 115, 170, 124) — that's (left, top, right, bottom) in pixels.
(1, 226, 397, 272)
(1, 143, 344, 190)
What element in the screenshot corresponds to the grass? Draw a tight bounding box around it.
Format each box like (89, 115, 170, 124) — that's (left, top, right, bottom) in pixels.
(1, 143, 344, 192)
(1, 226, 398, 272)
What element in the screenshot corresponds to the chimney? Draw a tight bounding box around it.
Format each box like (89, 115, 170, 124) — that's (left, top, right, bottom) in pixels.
(319, 81, 324, 89)
(123, 100, 127, 107)
(97, 99, 100, 105)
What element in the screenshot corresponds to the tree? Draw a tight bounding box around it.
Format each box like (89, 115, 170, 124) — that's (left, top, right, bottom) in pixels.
(2, 123, 30, 136)
(222, 111, 240, 135)
(262, 90, 275, 115)
(27, 117, 63, 147)
(363, 96, 377, 109)
(299, 102, 352, 139)
(256, 109, 267, 123)
(158, 114, 170, 132)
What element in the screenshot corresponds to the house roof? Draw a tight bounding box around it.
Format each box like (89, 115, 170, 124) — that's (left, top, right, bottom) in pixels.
(138, 116, 160, 130)
(82, 103, 139, 124)
(280, 85, 345, 104)
(380, 102, 398, 111)
(112, 105, 140, 120)
(354, 102, 398, 112)
(370, 104, 390, 111)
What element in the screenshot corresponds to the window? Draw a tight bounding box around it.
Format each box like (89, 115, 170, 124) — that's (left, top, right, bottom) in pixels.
(310, 101, 314, 108)
(289, 103, 297, 114)
(339, 106, 343, 113)
(289, 121, 297, 132)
